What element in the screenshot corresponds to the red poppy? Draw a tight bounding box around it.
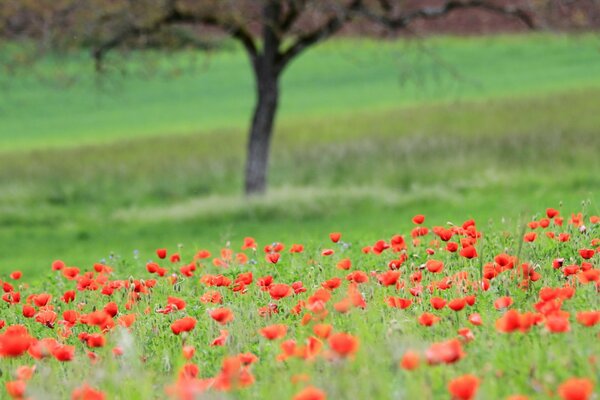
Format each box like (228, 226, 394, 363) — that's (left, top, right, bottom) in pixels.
(259, 324, 287, 340)
(557, 377, 594, 400)
(576, 311, 600, 327)
(546, 315, 570, 333)
(430, 297, 446, 310)
(494, 296, 513, 310)
(9, 271, 22, 280)
(328, 332, 359, 358)
(426, 260, 444, 273)
(426, 338, 464, 365)
(72, 384, 106, 400)
(293, 386, 327, 400)
(448, 298, 467, 312)
(0, 327, 34, 357)
(399, 350, 420, 370)
(377, 270, 401, 286)
(52, 345, 75, 362)
(269, 284, 293, 300)
(329, 232, 341, 243)
(170, 316, 197, 335)
(211, 329, 229, 346)
(418, 312, 440, 326)
(459, 246, 478, 259)
(313, 324, 332, 339)
(5, 380, 26, 399)
(448, 374, 480, 400)
(468, 313, 483, 326)
(209, 308, 234, 325)
(412, 214, 425, 224)
(156, 248, 167, 259)
(266, 253, 280, 264)
(387, 297, 413, 309)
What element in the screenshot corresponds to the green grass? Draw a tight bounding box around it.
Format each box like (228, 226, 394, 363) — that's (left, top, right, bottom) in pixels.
(0, 32, 599, 400)
(0, 208, 598, 399)
(1, 33, 600, 150)
(0, 33, 599, 276)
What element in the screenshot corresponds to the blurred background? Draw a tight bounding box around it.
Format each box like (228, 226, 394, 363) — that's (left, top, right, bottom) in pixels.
(0, 1, 599, 274)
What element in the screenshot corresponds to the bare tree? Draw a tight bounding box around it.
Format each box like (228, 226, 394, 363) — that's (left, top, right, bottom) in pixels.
(3, 0, 542, 194)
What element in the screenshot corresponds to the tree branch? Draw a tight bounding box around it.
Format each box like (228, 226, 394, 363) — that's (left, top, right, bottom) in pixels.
(360, 0, 535, 30)
(92, 7, 258, 71)
(278, 0, 362, 69)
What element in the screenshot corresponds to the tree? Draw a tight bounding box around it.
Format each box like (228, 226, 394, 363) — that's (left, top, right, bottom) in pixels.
(2, 1, 541, 194)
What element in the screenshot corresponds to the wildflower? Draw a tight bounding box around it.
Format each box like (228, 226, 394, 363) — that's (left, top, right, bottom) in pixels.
(328, 333, 359, 358)
(448, 374, 480, 400)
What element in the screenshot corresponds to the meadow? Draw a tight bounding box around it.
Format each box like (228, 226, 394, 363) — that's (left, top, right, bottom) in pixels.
(0, 33, 599, 275)
(0, 33, 599, 399)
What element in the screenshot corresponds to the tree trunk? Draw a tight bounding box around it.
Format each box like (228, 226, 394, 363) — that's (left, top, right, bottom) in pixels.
(244, 69, 279, 195)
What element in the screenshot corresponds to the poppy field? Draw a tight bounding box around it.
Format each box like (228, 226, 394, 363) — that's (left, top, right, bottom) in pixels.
(1, 207, 598, 399)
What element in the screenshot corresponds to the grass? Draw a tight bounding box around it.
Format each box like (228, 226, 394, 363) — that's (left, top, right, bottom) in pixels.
(0, 33, 599, 276)
(1, 33, 600, 150)
(0, 32, 599, 400)
(0, 207, 598, 399)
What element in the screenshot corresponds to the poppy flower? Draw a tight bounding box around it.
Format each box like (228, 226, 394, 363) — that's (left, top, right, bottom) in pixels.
(5, 380, 26, 399)
(209, 308, 234, 325)
(399, 350, 420, 370)
(346, 271, 369, 283)
(426, 260, 444, 273)
(259, 324, 287, 340)
(22, 306, 35, 318)
(387, 297, 413, 309)
(167, 296, 186, 311)
(33, 293, 51, 307)
(494, 296, 513, 310)
(426, 338, 464, 365)
(156, 248, 167, 259)
(313, 324, 332, 339)
(321, 277, 342, 291)
(51, 260, 65, 271)
(269, 284, 293, 300)
(171, 316, 197, 335)
(290, 244, 304, 253)
(266, 253, 280, 264)
(329, 232, 341, 243)
(293, 386, 327, 400)
(430, 297, 446, 310)
(459, 246, 477, 259)
(0, 328, 33, 357)
(85, 334, 106, 348)
(336, 258, 351, 270)
(418, 312, 440, 326)
(72, 384, 106, 400)
(52, 345, 75, 362)
(546, 315, 570, 333)
(576, 311, 600, 327)
(468, 313, 483, 326)
(9, 271, 22, 280)
(458, 327, 474, 342)
(448, 298, 467, 312)
(211, 329, 229, 346)
(328, 333, 359, 358)
(377, 270, 401, 286)
(242, 237, 257, 250)
(557, 377, 594, 400)
(182, 345, 195, 360)
(412, 214, 425, 224)
(579, 249, 595, 259)
(448, 374, 480, 400)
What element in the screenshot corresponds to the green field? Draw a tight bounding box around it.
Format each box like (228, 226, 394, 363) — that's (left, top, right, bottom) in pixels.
(0, 33, 599, 275)
(0, 33, 599, 400)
